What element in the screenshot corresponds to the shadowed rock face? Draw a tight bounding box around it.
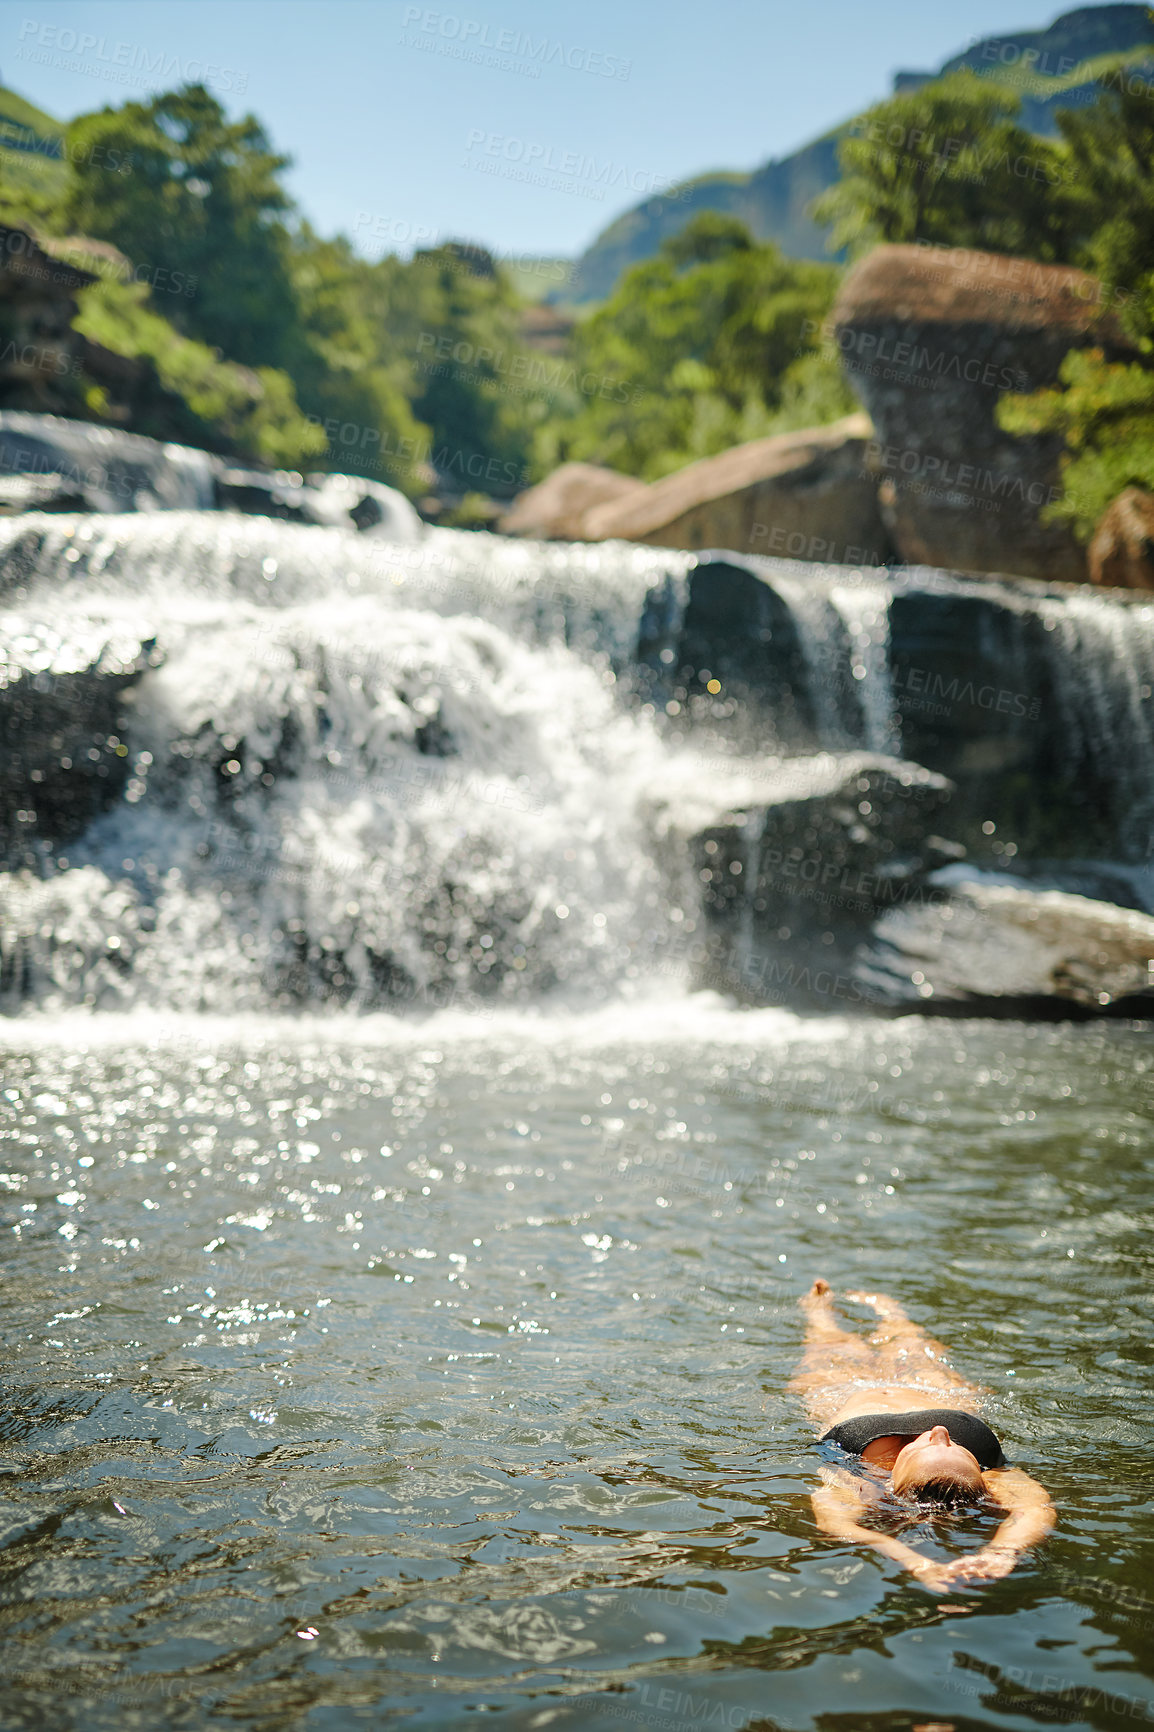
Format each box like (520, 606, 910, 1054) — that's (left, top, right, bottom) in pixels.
(1089, 487, 1154, 591)
(688, 754, 1154, 1018)
(582, 414, 893, 566)
(658, 552, 1154, 859)
(689, 754, 961, 1009)
(0, 625, 159, 867)
(832, 245, 1138, 583)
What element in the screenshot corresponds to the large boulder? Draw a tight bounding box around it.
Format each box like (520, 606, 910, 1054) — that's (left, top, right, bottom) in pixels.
(1088, 486, 1154, 591)
(499, 461, 646, 540)
(832, 245, 1137, 583)
(688, 753, 962, 1007)
(582, 413, 892, 564)
(0, 409, 217, 512)
(857, 873, 1154, 1015)
(688, 750, 1154, 1016)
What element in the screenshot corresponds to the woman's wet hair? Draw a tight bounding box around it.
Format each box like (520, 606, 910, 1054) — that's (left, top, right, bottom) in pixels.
(906, 1477, 977, 1508)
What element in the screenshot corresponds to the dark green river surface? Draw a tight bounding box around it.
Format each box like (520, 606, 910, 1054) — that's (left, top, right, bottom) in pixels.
(2, 1004, 1152, 1732)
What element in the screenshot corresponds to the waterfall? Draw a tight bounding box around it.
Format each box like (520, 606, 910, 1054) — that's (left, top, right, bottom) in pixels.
(1035, 591, 1154, 851)
(0, 513, 709, 1012)
(755, 564, 899, 753)
(3, 511, 1154, 1014)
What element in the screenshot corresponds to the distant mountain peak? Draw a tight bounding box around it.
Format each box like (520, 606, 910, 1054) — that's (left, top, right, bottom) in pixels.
(562, 2, 1154, 306)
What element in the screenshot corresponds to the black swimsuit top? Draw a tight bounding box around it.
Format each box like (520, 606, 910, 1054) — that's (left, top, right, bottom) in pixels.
(819, 1407, 1006, 1469)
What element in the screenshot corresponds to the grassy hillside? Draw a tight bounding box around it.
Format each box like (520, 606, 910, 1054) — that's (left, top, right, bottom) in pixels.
(0, 83, 68, 215)
(563, 3, 1154, 305)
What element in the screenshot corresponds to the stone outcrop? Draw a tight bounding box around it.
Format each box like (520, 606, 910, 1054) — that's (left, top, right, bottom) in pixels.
(499, 461, 645, 540)
(581, 413, 893, 564)
(688, 753, 1154, 1017)
(0, 409, 217, 512)
(0, 225, 94, 415)
(689, 753, 962, 1007)
(857, 873, 1154, 1015)
(832, 244, 1138, 583)
(1088, 486, 1154, 590)
(639, 550, 1152, 858)
(0, 411, 425, 534)
(0, 621, 159, 867)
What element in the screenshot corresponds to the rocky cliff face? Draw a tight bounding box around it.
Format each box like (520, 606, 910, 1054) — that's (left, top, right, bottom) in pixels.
(0, 225, 93, 415)
(832, 245, 1137, 582)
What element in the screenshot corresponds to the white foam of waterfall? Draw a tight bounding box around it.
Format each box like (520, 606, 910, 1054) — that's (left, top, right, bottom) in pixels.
(1036, 591, 1154, 848)
(5, 509, 1154, 1014)
(826, 577, 900, 754)
(0, 511, 691, 669)
(2, 603, 690, 1010)
(760, 565, 898, 752)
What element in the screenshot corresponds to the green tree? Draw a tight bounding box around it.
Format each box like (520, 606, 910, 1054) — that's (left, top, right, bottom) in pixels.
(998, 347, 1154, 538)
(538, 214, 853, 480)
(814, 72, 1076, 261)
(395, 242, 550, 493)
(64, 84, 299, 369)
(1058, 80, 1154, 347)
(283, 227, 429, 493)
(995, 83, 1154, 539)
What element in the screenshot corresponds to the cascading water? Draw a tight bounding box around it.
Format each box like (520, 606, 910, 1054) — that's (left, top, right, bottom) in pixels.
(1, 516, 708, 1010)
(3, 511, 1154, 1014)
(1035, 589, 1154, 851)
(754, 565, 898, 753)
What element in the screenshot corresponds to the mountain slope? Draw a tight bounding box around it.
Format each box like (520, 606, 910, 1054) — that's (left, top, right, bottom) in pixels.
(563, 3, 1154, 305)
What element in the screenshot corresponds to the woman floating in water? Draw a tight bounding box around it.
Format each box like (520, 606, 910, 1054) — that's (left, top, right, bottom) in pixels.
(791, 1279, 1054, 1593)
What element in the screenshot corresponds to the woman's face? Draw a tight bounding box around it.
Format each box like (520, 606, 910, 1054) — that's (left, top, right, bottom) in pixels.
(889, 1424, 984, 1495)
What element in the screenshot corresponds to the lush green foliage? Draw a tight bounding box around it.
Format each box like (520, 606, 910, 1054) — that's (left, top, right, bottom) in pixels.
(1057, 82, 1154, 348)
(991, 83, 1154, 537)
(0, 81, 557, 487)
(538, 214, 854, 480)
(813, 73, 1076, 261)
(74, 275, 325, 467)
(814, 68, 1154, 540)
(998, 349, 1154, 537)
(65, 86, 298, 367)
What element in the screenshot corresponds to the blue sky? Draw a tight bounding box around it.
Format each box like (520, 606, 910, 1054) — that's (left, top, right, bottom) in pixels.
(2, 0, 1087, 258)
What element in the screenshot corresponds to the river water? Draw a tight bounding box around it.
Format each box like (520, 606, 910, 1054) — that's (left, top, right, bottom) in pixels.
(2, 516, 1153, 1729)
(2, 1006, 1153, 1731)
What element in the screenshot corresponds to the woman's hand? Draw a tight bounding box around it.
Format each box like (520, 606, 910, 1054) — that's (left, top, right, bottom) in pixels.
(925, 1546, 1018, 1589)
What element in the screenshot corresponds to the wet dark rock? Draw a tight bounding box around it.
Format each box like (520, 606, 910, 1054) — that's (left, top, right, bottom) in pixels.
(692, 755, 1154, 1017)
(639, 552, 817, 747)
(0, 625, 159, 865)
(0, 409, 216, 512)
(690, 752, 960, 1008)
(212, 466, 333, 525)
(650, 552, 1154, 858)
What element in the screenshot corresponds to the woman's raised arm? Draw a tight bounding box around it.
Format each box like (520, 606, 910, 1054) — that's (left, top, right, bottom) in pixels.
(926, 1467, 1056, 1587)
(810, 1468, 945, 1590)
